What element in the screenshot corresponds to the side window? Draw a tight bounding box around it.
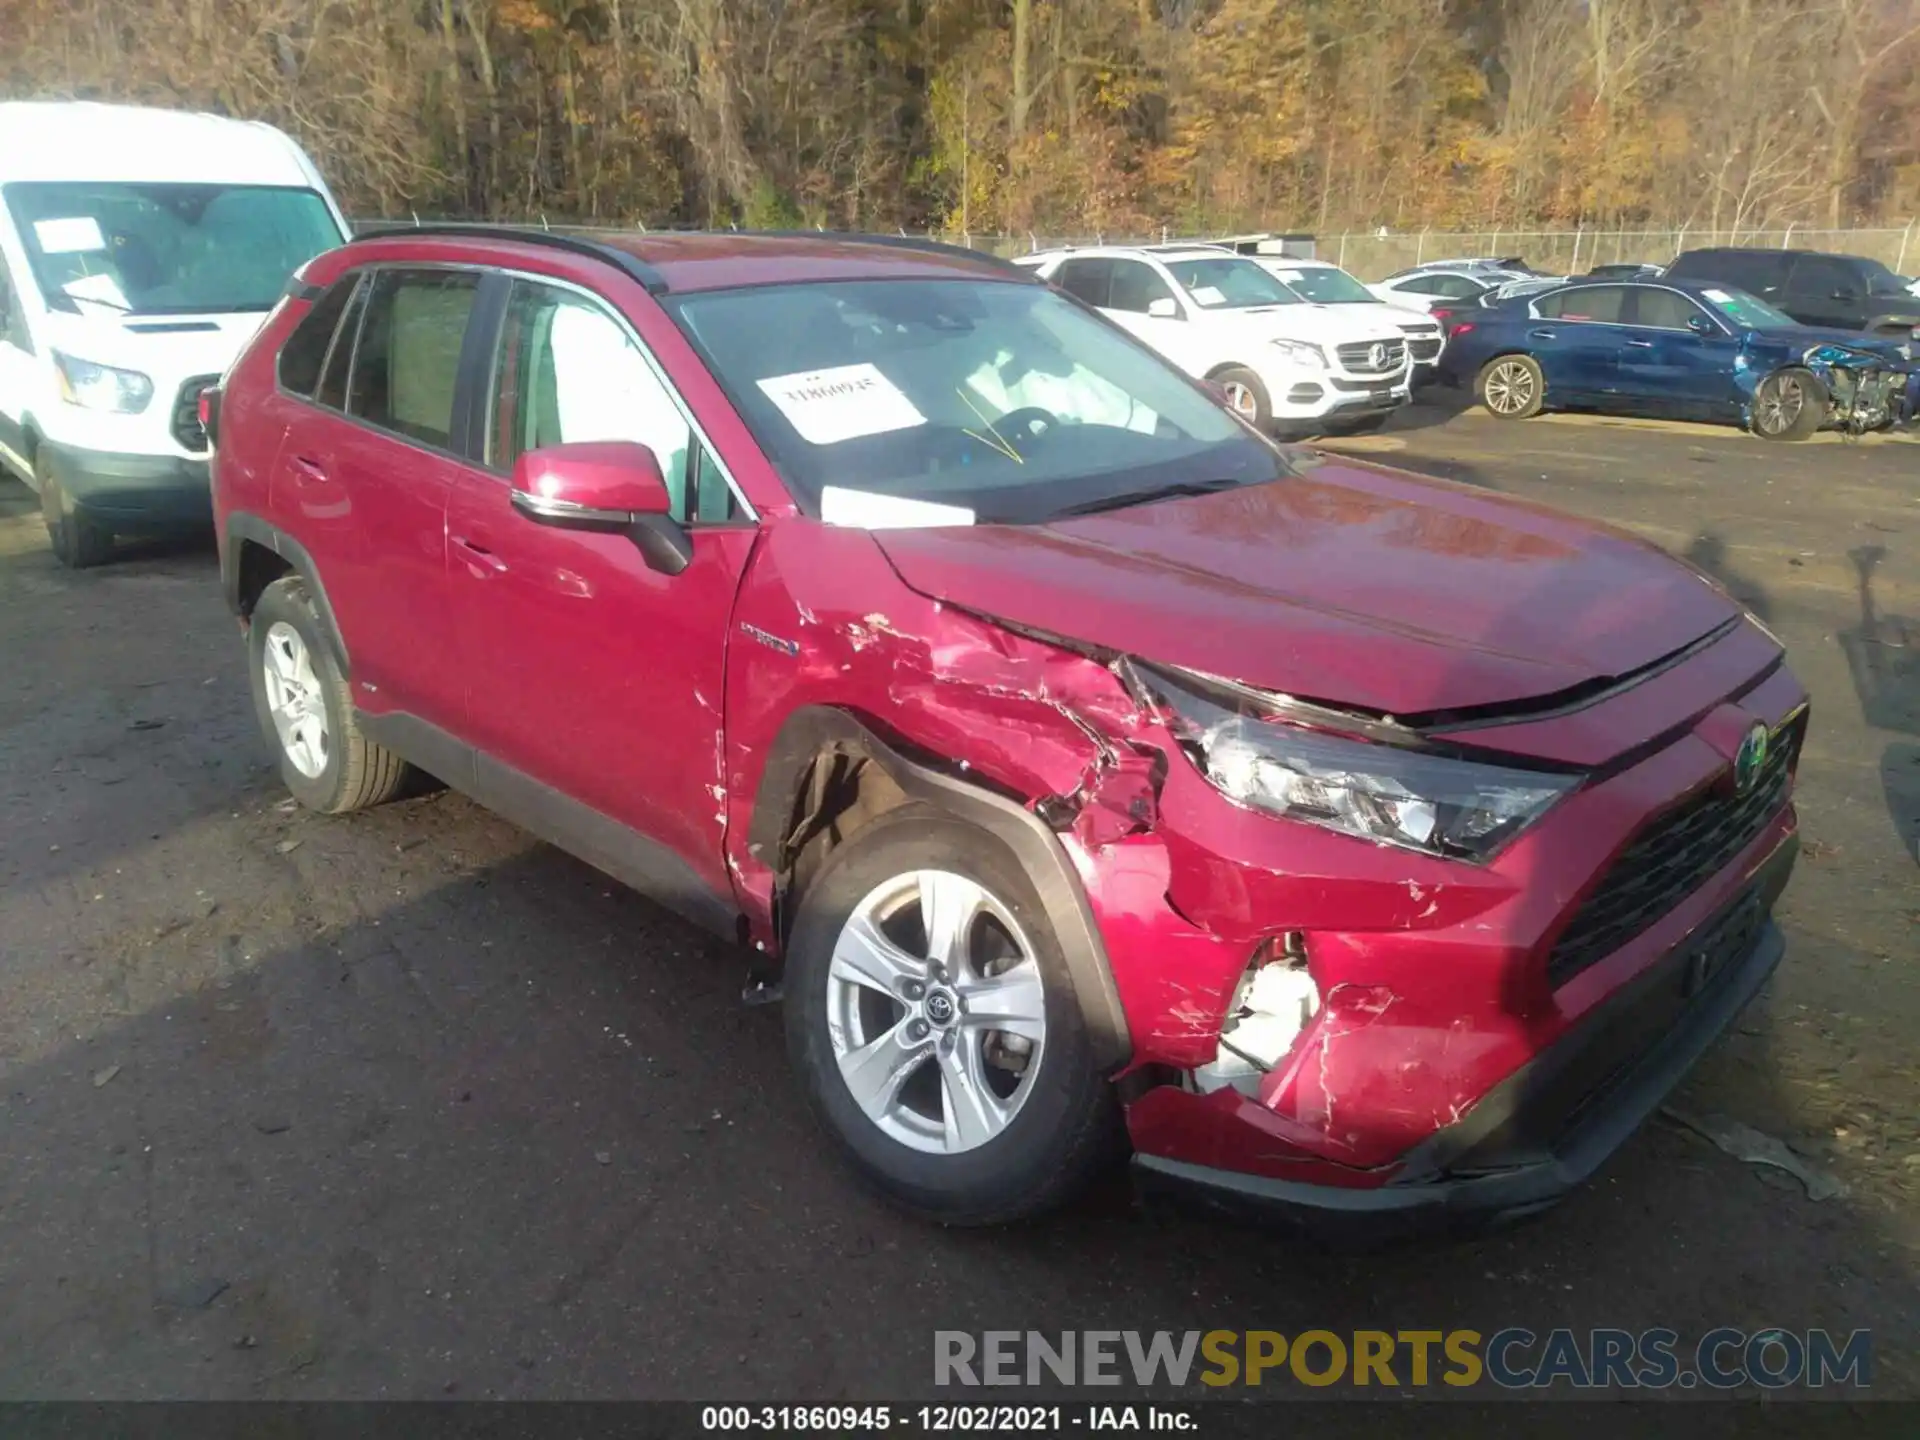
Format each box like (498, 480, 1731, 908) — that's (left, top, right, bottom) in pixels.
(1436, 275, 1487, 300)
(1702, 252, 1784, 293)
(277, 276, 358, 396)
(1631, 288, 1706, 331)
(1536, 286, 1626, 323)
(1788, 255, 1858, 299)
(346, 269, 480, 449)
(1107, 260, 1176, 315)
(316, 277, 369, 411)
(1052, 259, 1112, 308)
(1394, 275, 1442, 296)
(490, 279, 734, 525)
(0, 255, 30, 352)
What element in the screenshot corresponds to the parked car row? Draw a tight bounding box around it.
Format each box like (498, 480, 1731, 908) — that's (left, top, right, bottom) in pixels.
(2, 104, 1815, 1244)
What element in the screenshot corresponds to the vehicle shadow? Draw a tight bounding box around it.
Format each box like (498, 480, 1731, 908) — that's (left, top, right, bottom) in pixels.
(1683, 532, 1774, 625)
(1838, 544, 1920, 864)
(2, 822, 1914, 1400)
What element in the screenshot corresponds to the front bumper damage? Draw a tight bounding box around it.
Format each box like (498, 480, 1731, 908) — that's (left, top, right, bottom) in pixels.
(724, 522, 1805, 1237)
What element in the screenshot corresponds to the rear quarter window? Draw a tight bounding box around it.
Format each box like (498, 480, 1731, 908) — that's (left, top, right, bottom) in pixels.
(276, 277, 358, 396)
(344, 269, 480, 449)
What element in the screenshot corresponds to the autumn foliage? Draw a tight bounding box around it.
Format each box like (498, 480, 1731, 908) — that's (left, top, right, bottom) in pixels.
(2, 0, 1916, 234)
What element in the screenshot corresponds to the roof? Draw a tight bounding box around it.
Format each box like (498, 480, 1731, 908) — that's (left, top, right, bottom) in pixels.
(349, 225, 1034, 295)
(0, 102, 316, 187)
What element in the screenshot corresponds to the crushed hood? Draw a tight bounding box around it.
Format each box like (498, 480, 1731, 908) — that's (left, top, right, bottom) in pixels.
(870, 456, 1741, 719)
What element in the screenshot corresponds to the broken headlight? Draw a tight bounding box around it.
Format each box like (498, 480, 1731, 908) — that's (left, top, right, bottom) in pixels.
(1153, 672, 1578, 860)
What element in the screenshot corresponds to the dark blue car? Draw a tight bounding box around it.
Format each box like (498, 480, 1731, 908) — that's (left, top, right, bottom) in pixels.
(1438, 278, 1915, 441)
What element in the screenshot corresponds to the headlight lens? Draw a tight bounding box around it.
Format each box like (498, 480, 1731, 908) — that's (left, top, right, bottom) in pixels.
(1270, 338, 1326, 369)
(1153, 671, 1578, 860)
(53, 351, 153, 414)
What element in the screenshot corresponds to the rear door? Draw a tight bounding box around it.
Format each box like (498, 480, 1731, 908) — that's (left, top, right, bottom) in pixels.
(442, 274, 756, 894)
(1527, 285, 1633, 399)
(1615, 286, 1741, 418)
(277, 265, 482, 728)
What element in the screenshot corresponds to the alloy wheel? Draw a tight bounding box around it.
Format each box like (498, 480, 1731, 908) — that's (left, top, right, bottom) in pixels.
(825, 869, 1047, 1155)
(261, 621, 330, 778)
(1754, 375, 1804, 437)
(1484, 361, 1536, 415)
(1222, 381, 1259, 420)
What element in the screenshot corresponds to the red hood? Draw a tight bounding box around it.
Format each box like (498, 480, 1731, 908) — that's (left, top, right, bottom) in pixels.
(870, 458, 1740, 718)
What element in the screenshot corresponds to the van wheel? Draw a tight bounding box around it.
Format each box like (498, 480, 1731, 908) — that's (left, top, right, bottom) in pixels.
(1211, 366, 1272, 430)
(249, 576, 411, 814)
(783, 806, 1118, 1225)
(39, 467, 114, 569)
(1750, 368, 1826, 441)
(1477, 356, 1545, 419)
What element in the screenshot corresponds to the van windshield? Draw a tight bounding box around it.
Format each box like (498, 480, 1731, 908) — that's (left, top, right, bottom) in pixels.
(4, 182, 343, 315)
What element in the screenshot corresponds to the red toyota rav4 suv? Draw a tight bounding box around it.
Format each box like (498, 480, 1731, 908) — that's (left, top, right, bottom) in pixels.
(208, 227, 1805, 1234)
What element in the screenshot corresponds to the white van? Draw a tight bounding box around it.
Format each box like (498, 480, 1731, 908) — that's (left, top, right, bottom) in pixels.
(0, 102, 350, 566)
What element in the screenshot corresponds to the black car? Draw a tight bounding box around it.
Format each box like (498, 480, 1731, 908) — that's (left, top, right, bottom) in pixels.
(1666, 248, 1920, 339)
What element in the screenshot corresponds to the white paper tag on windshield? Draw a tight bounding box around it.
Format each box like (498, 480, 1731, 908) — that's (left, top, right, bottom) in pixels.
(34, 217, 107, 254)
(1702, 288, 1733, 304)
(757, 363, 926, 446)
(1190, 285, 1226, 306)
(1276, 270, 1304, 282)
(820, 487, 974, 530)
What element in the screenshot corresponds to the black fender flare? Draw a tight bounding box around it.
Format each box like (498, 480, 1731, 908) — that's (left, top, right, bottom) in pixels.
(222, 511, 353, 677)
(746, 706, 1132, 1071)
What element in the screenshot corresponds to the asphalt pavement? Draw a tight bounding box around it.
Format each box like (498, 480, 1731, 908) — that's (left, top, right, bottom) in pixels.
(0, 393, 1914, 1401)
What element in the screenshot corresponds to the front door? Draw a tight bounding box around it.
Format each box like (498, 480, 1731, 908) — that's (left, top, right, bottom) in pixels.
(444, 275, 755, 895)
(1615, 287, 1741, 419)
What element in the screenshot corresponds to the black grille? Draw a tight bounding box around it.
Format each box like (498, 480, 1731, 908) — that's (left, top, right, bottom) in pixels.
(171, 375, 219, 453)
(1335, 338, 1407, 374)
(1546, 712, 1804, 989)
(1409, 337, 1443, 361)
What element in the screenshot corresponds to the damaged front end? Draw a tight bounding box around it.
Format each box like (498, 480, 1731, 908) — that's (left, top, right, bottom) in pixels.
(1802, 340, 1914, 434)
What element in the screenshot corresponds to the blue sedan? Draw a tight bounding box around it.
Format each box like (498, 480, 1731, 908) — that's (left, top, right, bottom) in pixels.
(1438, 279, 1914, 440)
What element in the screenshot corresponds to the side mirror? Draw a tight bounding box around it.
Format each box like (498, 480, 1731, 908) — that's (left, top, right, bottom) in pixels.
(1686, 313, 1717, 336)
(510, 440, 691, 575)
(1831, 287, 1860, 302)
(1146, 297, 1181, 319)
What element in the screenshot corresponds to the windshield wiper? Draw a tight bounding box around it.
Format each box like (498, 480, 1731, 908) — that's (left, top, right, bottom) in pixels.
(1054, 476, 1247, 517)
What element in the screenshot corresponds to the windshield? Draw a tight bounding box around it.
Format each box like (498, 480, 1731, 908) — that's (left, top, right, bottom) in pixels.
(4, 182, 344, 315)
(1696, 286, 1798, 330)
(666, 278, 1280, 524)
(1162, 257, 1300, 309)
(1265, 264, 1373, 304)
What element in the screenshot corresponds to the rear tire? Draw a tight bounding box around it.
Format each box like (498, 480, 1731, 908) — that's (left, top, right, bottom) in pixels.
(1477, 355, 1545, 420)
(783, 805, 1118, 1225)
(1750, 367, 1825, 442)
(39, 464, 114, 569)
(249, 576, 412, 814)
(1211, 365, 1272, 432)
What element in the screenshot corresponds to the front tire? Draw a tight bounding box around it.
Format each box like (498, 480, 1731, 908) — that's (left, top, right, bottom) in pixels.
(1750, 367, 1826, 441)
(1477, 355, 1545, 420)
(39, 463, 114, 569)
(783, 806, 1118, 1225)
(1211, 365, 1272, 432)
(249, 576, 412, 814)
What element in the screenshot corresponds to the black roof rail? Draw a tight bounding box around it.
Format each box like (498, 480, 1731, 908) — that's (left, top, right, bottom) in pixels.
(347, 222, 669, 294)
(728, 229, 1037, 278)
(348, 222, 1038, 292)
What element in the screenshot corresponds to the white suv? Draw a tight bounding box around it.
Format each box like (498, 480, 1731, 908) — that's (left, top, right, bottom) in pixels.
(1019, 246, 1410, 435)
(1248, 257, 1447, 385)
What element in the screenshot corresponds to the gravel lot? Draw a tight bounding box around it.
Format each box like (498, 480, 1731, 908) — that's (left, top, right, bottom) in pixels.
(1, 394, 1914, 1401)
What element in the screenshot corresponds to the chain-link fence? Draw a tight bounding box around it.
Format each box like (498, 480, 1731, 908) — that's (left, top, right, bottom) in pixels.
(354, 219, 1920, 282)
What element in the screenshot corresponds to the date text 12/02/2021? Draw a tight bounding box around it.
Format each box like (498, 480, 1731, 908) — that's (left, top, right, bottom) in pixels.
(700, 1406, 1193, 1432)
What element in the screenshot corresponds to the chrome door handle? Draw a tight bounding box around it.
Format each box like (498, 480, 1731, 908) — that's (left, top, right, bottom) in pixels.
(1528, 328, 1558, 341)
(1623, 339, 1655, 349)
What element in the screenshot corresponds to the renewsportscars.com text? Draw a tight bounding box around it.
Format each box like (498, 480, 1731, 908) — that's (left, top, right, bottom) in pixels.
(934, 1328, 1872, 1390)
